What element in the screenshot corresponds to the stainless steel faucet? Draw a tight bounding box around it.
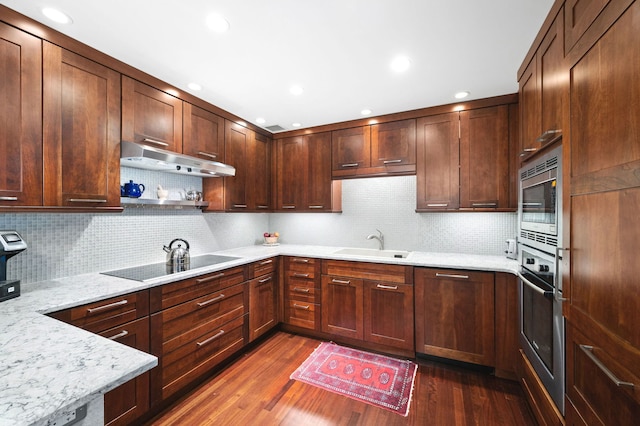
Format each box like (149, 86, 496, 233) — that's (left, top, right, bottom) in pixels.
(366, 229, 384, 250)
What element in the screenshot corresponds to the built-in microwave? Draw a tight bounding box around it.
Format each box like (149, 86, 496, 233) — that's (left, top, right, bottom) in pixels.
(518, 145, 562, 254)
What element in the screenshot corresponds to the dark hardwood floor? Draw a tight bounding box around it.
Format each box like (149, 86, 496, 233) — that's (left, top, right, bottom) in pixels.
(145, 331, 535, 425)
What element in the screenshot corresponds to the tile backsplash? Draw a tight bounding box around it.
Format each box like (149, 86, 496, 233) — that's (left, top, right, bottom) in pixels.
(0, 173, 516, 284)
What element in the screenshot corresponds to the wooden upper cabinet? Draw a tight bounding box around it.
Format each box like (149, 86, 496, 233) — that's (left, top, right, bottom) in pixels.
(247, 132, 271, 210)
(370, 119, 416, 171)
(519, 7, 565, 160)
(305, 132, 333, 210)
(43, 42, 121, 208)
(565, 0, 611, 51)
(460, 105, 509, 210)
(416, 113, 460, 211)
(332, 126, 371, 177)
(276, 136, 306, 210)
(182, 103, 225, 162)
(224, 121, 250, 210)
(121, 76, 182, 152)
(0, 23, 42, 207)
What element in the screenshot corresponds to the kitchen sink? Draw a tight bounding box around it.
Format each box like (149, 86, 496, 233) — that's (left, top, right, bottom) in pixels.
(332, 248, 411, 259)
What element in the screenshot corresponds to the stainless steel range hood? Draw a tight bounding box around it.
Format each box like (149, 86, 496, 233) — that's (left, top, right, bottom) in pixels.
(120, 141, 235, 177)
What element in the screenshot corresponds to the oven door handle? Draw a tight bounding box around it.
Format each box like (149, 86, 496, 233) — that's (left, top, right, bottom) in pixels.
(518, 272, 554, 299)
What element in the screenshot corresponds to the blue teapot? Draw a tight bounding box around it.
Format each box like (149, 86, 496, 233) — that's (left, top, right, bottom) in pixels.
(121, 180, 145, 198)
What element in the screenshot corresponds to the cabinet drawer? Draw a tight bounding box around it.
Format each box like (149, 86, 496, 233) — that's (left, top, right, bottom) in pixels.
(284, 256, 318, 274)
(157, 315, 246, 401)
(49, 290, 149, 334)
(151, 282, 247, 350)
(150, 265, 246, 312)
(249, 257, 276, 278)
(322, 259, 412, 284)
(286, 282, 319, 303)
(285, 299, 319, 330)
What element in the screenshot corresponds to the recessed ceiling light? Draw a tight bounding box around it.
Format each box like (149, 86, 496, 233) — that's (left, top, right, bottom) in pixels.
(292, 123, 302, 128)
(454, 91, 470, 99)
(42, 8, 73, 24)
(206, 13, 230, 33)
(256, 118, 266, 124)
(361, 109, 372, 116)
(290, 85, 304, 96)
(188, 83, 202, 91)
(390, 56, 411, 73)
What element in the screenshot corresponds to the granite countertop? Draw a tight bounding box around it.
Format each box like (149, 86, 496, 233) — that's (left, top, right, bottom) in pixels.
(0, 244, 518, 426)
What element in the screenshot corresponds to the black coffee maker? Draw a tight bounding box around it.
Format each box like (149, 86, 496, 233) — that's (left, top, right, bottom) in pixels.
(0, 230, 27, 302)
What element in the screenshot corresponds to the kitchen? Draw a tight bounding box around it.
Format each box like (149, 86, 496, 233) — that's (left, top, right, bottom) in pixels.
(1, 0, 639, 425)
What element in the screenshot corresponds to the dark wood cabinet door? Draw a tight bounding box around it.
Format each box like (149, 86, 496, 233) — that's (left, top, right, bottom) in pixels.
(43, 43, 121, 207)
(249, 271, 277, 342)
(0, 23, 42, 207)
(518, 57, 540, 156)
(363, 280, 414, 351)
(276, 136, 305, 210)
(321, 275, 363, 340)
(182, 103, 224, 162)
(565, 0, 611, 51)
(370, 119, 416, 169)
(306, 132, 332, 210)
(416, 113, 460, 210)
(539, 9, 564, 141)
(224, 121, 249, 210)
(247, 132, 271, 210)
(331, 126, 371, 177)
(460, 105, 509, 209)
(415, 268, 495, 366)
(100, 317, 150, 426)
(121, 76, 182, 152)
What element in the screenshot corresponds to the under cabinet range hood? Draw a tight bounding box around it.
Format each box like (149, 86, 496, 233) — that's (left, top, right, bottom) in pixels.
(120, 141, 236, 177)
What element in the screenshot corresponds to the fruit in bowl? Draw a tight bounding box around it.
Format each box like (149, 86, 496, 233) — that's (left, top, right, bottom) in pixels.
(263, 232, 279, 244)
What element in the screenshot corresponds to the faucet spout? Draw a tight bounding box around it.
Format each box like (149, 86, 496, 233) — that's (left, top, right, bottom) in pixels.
(366, 229, 384, 250)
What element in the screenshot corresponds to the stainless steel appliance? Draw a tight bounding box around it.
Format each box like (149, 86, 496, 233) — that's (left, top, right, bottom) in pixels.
(517, 145, 565, 414)
(0, 230, 27, 302)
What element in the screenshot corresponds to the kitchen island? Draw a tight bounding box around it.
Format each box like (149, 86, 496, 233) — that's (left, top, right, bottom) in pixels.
(0, 244, 517, 425)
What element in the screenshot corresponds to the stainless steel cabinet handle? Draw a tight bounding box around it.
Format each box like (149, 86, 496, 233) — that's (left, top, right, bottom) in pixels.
(0, 196, 18, 201)
(282, 205, 296, 209)
(293, 303, 310, 310)
(141, 138, 169, 147)
(70, 198, 107, 203)
(196, 272, 225, 284)
(196, 294, 225, 307)
(257, 205, 270, 209)
(197, 151, 218, 159)
(87, 299, 128, 314)
(555, 247, 570, 302)
(293, 287, 310, 293)
(536, 129, 562, 143)
(383, 159, 402, 164)
(259, 259, 273, 265)
(340, 163, 359, 168)
(107, 330, 129, 340)
(293, 273, 310, 278)
(258, 276, 272, 284)
(579, 345, 635, 388)
(520, 147, 538, 157)
(427, 203, 448, 207)
(331, 278, 351, 285)
(233, 204, 247, 208)
(435, 273, 469, 279)
(472, 202, 497, 207)
(291, 258, 310, 263)
(308, 205, 324, 209)
(376, 284, 398, 290)
(197, 330, 225, 347)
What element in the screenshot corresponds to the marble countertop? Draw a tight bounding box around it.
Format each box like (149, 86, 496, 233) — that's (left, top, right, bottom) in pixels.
(0, 244, 518, 426)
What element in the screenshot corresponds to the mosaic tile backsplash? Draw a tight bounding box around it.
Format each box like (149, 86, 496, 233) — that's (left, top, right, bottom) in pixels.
(0, 173, 516, 284)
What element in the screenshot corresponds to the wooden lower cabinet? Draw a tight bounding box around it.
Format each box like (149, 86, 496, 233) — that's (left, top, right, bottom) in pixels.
(517, 349, 564, 426)
(363, 280, 414, 351)
(248, 257, 278, 342)
(414, 268, 495, 366)
(321, 274, 363, 340)
(283, 257, 321, 330)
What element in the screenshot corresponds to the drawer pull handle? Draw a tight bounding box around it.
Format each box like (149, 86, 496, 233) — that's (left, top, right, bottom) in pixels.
(196, 272, 225, 284)
(258, 276, 272, 284)
(197, 294, 225, 307)
(69, 198, 107, 203)
(197, 330, 225, 347)
(340, 163, 359, 168)
(291, 258, 310, 263)
(233, 204, 247, 208)
(519, 147, 538, 157)
(293, 303, 310, 310)
(427, 203, 448, 207)
(197, 151, 218, 159)
(293, 287, 310, 293)
(257, 205, 270, 209)
(87, 299, 128, 314)
(142, 138, 169, 147)
(376, 284, 398, 290)
(471, 202, 497, 207)
(308, 205, 324, 209)
(536, 129, 562, 143)
(435, 273, 469, 279)
(579, 345, 635, 388)
(293, 273, 310, 278)
(259, 259, 273, 265)
(0, 196, 18, 201)
(331, 279, 351, 285)
(383, 159, 402, 164)
(282, 205, 296, 209)
(107, 330, 129, 340)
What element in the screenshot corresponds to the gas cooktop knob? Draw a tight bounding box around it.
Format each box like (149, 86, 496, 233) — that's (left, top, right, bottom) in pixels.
(539, 264, 550, 272)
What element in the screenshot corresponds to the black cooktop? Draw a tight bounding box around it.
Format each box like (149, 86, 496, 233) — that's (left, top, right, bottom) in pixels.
(101, 254, 240, 282)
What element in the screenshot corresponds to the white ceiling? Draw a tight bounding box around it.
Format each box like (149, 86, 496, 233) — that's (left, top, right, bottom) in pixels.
(2, 0, 554, 133)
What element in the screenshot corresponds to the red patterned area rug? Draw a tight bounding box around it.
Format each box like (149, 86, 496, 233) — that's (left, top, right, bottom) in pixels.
(290, 342, 418, 417)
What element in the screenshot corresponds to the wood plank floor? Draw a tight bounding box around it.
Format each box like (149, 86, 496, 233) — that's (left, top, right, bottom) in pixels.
(145, 332, 535, 425)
